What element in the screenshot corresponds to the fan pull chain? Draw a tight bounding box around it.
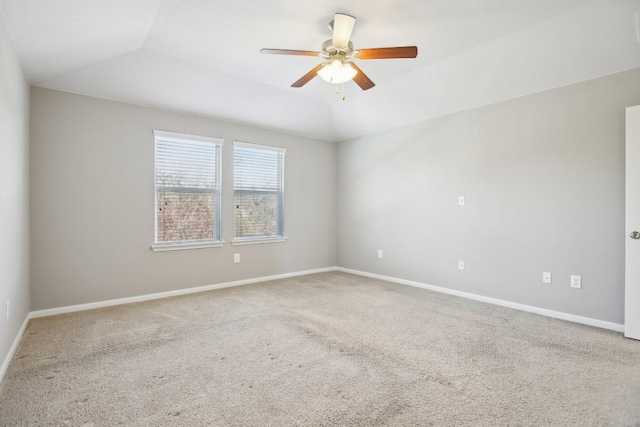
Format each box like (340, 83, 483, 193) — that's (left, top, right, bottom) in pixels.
(333, 83, 347, 101)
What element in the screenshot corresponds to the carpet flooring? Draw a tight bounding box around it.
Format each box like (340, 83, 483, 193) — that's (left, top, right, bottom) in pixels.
(1, 271, 640, 426)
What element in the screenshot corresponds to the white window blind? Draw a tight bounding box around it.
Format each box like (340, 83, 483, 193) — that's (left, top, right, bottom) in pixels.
(234, 141, 286, 241)
(154, 130, 223, 248)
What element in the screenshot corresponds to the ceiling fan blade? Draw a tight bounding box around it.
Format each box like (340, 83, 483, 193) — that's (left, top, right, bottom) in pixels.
(356, 46, 418, 60)
(350, 63, 375, 91)
(332, 13, 356, 49)
(291, 64, 326, 88)
(261, 49, 321, 57)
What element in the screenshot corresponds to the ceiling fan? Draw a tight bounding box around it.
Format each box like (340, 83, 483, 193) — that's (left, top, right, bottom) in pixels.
(260, 13, 418, 91)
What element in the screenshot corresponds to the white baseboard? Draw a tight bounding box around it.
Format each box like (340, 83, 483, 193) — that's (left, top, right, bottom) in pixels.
(0, 314, 31, 384)
(338, 267, 624, 333)
(26, 265, 626, 331)
(30, 266, 339, 319)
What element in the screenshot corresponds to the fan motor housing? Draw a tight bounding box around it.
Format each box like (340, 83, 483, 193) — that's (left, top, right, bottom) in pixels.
(321, 39, 354, 59)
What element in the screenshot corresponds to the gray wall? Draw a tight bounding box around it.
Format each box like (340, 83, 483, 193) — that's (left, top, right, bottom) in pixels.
(0, 16, 30, 367)
(30, 88, 337, 311)
(338, 68, 640, 325)
(27, 67, 640, 324)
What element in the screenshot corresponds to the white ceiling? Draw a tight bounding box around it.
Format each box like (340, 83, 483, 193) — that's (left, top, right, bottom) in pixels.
(1, 0, 639, 141)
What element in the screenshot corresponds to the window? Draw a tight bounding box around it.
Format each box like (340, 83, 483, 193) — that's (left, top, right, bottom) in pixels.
(152, 130, 223, 251)
(233, 141, 286, 244)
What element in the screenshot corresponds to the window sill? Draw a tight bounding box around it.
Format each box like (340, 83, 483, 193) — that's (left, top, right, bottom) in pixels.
(151, 241, 225, 252)
(231, 237, 287, 246)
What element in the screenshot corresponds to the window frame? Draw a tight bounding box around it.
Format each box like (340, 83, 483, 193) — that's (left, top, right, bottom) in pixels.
(151, 130, 224, 252)
(232, 140, 287, 246)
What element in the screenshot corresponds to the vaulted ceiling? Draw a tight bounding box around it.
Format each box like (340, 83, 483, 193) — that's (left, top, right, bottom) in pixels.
(1, 0, 639, 141)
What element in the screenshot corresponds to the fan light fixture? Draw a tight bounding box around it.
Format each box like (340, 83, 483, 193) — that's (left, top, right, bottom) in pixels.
(317, 59, 358, 84)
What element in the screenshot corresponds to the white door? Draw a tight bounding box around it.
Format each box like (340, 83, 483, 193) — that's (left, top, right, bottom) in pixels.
(625, 106, 640, 340)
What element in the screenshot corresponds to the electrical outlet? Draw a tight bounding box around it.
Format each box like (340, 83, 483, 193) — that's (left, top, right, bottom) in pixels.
(571, 275, 582, 289)
(543, 272, 552, 284)
(6, 300, 9, 320)
(234, 253, 240, 263)
(378, 250, 383, 259)
(458, 260, 465, 270)
(458, 196, 465, 206)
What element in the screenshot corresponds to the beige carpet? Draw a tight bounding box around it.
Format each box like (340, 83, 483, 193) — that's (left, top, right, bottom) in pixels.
(1, 272, 640, 426)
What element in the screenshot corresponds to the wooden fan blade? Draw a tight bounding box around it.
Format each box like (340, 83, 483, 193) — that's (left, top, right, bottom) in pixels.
(261, 49, 322, 57)
(350, 63, 375, 91)
(291, 64, 326, 88)
(332, 13, 356, 48)
(356, 46, 418, 59)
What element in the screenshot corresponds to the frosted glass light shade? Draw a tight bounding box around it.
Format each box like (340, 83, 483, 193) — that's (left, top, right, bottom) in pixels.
(317, 60, 358, 84)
